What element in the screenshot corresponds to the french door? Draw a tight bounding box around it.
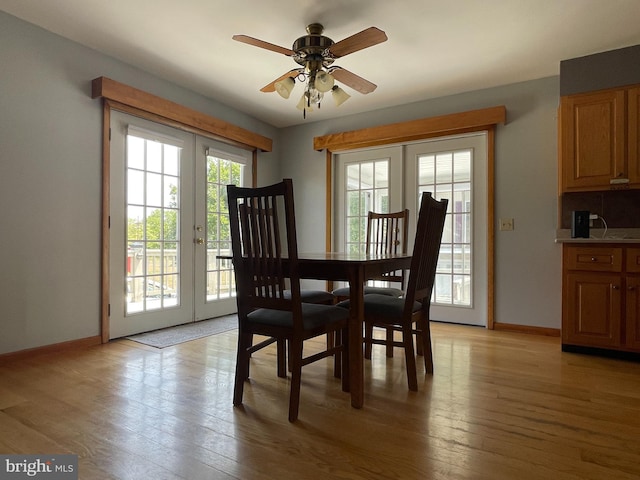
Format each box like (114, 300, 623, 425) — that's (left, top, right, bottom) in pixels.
(109, 111, 249, 338)
(334, 133, 488, 327)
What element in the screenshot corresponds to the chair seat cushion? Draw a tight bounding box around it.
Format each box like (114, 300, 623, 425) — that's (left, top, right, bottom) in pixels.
(248, 303, 349, 330)
(283, 289, 335, 304)
(332, 286, 404, 298)
(337, 294, 422, 320)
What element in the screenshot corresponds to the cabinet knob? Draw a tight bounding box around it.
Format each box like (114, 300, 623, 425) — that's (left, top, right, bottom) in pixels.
(591, 257, 597, 262)
(630, 286, 636, 291)
(612, 285, 620, 290)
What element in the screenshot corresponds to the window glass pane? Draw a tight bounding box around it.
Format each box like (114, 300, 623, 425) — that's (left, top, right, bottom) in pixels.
(418, 155, 434, 185)
(127, 136, 145, 169)
(436, 152, 453, 184)
(360, 162, 374, 189)
(375, 160, 389, 189)
(127, 169, 144, 205)
(164, 145, 179, 175)
(147, 141, 162, 173)
(146, 173, 162, 206)
(163, 209, 178, 240)
(346, 164, 359, 190)
(145, 207, 161, 242)
(347, 191, 360, 216)
(347, 217, 361, 243)
(373, 188, 388, 213)
(164, 176, 178, 208)
(453, 150, 471, 182)
(127, 206, 144, 241)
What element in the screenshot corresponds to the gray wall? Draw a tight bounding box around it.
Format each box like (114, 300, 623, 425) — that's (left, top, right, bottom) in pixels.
(560, 44, 640, 95)
(0, 12, 279, 354)
(1, 10, 562, 355)
(279, 76, 562, 330)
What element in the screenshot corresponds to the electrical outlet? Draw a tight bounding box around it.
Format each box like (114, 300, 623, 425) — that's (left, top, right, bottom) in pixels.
(499, 218, 514, 231)
(589, 213, 598, 227)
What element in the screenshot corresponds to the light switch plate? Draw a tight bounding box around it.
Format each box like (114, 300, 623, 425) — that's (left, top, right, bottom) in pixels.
(499, 218, 514, 231)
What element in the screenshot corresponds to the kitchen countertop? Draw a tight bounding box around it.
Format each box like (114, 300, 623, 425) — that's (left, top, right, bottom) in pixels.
(555, 228, 640, 244)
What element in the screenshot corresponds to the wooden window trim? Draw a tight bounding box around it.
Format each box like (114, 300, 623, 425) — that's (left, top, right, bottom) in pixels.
(316, 106, 506, 329)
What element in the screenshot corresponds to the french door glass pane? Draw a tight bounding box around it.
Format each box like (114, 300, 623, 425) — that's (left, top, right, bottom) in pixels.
(126, 135, 181, 314)
(419, 148, 472, 307)
(205, 154, 243, 301)
(344, 160, 389, 255)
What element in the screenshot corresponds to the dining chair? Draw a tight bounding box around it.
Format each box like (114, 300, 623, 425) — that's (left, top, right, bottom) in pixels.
(332, 209, 409, 358)
(338, 192, 447, 391)
(227, 179, 350, 422)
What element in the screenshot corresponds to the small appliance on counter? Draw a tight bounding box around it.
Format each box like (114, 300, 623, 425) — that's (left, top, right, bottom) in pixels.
(571, 210, 590, 238)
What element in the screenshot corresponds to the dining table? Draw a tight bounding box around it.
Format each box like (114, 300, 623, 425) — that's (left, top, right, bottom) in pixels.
(218, 251, 412, 409)
(287, 251, 412, 409)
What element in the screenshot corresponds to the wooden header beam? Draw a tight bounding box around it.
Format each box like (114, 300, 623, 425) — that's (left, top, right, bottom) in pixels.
(313, 105, 506, 152)
(92, 76, 272, 152)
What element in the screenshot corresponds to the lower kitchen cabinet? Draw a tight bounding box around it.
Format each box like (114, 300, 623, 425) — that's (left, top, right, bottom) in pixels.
(562, 244, 640, 353)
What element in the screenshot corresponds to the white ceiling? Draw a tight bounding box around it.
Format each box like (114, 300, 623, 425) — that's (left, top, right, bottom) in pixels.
(2, 0, 640, 128)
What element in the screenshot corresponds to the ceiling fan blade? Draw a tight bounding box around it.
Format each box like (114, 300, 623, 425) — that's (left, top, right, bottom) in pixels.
(260, 70, 302, 93)
(328, 27, 388, 58)
(330, 67, 377, 94)
(232, 34, 294, 56)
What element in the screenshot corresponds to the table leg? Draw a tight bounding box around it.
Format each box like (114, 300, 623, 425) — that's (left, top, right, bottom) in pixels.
(348, 265, 365, 408)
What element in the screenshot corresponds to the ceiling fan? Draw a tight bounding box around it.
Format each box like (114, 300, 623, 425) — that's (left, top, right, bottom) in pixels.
(232, 23, 388, 117)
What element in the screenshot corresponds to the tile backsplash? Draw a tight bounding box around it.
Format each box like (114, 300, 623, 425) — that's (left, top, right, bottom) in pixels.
(560, 190, 640, 228)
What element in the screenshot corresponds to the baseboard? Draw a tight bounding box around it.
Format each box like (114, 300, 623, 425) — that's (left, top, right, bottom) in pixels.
(0, 335, 102, 362)
(492, 322, 561, 337)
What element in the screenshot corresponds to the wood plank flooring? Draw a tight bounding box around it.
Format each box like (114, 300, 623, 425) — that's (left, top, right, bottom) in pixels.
(1, 322, 640, 479)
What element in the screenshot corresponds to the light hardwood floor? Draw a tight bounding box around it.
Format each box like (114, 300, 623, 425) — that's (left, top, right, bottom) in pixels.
(1, 322, 640, 479)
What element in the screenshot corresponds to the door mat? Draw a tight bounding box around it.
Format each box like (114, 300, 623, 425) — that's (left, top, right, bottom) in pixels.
(125, 314, 237, 348)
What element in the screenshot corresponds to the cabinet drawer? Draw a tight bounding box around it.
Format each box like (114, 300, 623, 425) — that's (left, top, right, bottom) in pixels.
(565, 246, 623, 272)
(627, 248, 640, 273)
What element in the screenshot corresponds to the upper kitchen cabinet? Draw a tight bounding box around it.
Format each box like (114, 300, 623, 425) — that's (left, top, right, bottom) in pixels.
(560, 85, 640, 193)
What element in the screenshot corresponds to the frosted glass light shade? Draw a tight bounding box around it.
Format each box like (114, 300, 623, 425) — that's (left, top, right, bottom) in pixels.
(296, 93, 308, 111)
(315, 71, 334, 93)
(274, 77, 295, 99)
(332, 86, 351, 106)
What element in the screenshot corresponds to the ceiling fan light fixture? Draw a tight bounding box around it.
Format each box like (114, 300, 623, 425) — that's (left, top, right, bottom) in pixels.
(234, 23, 387, 118)
(274, 77, 295, 99)
(296, 93, 309, 111)
(314, 71, 334, 93)
(332, 85, 351, 106)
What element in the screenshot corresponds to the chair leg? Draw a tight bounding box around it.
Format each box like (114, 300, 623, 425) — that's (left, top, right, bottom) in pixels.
(288, 339, 303, 422)
(402, 323, 418, 391)
(364, 322, 374, 359)
(420, 318, 434, 374)
(333, 329, 342, 378)
(385, 326, 394, 358)
(233, 331, 252, 406)
(340, 326, 350, 392)
(277, 339, 287, 378)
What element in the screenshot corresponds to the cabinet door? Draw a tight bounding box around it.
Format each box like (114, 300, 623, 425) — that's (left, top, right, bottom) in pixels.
(560, 90, 626, 192)
(563, 272, 622, 347)
(627, 275, 640, 350)
(629, 87, 640, 186)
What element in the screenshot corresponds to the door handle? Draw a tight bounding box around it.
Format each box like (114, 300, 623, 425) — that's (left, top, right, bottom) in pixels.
(196, 238, 204, 245)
